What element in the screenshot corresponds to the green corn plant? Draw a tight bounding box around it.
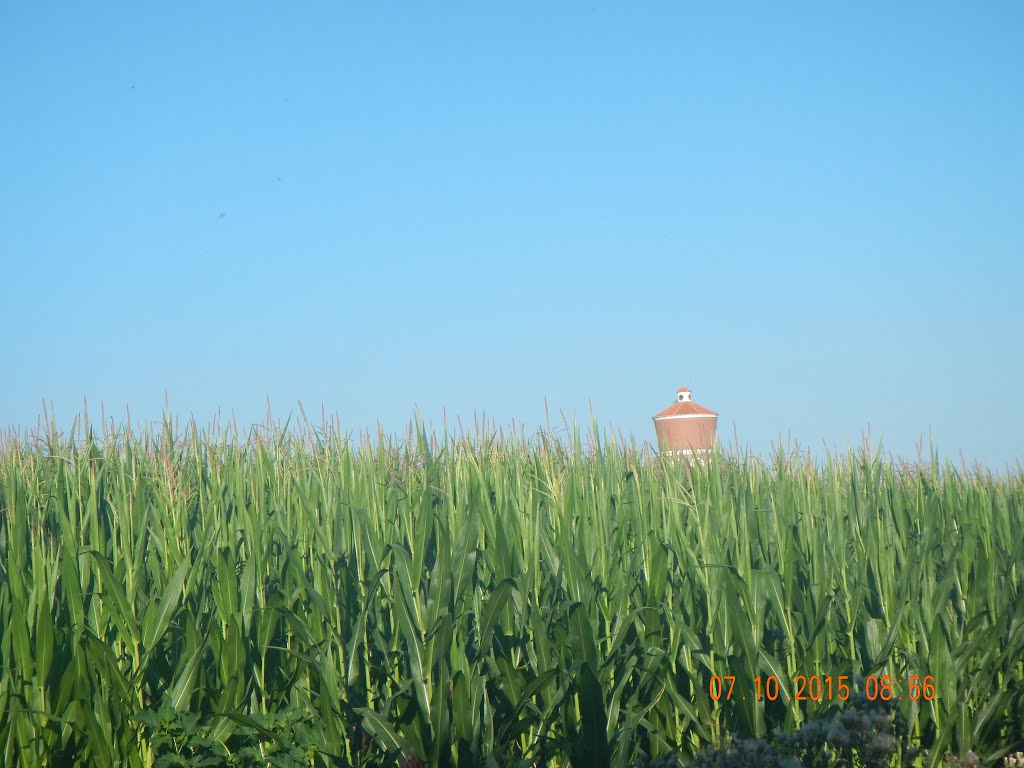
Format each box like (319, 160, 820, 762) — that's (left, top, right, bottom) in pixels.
(0, 414, 1022, 766)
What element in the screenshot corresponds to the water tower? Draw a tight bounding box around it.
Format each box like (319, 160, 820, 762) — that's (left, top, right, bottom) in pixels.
(652, 386, 718, 458)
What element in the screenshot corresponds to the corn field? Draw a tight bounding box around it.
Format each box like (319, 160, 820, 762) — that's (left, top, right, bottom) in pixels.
(0, 414, 1022, 767)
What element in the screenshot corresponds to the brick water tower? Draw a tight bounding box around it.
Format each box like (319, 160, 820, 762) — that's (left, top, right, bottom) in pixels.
(652, 386, 719, 457)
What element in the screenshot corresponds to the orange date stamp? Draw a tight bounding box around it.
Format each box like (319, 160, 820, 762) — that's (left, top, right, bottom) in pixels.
(709, 674, 937, 702)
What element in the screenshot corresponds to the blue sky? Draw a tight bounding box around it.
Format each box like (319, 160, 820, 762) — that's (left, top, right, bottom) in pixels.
(3, 2, 1022, 468)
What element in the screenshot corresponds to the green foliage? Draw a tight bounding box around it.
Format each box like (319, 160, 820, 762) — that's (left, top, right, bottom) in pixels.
(633, 683, 916, 768)
(133, 705, 321, 767)
(0, 413, 1022, 766)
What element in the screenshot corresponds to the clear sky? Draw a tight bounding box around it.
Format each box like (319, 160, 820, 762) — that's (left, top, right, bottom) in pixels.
(3, 2, 1022, 469)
